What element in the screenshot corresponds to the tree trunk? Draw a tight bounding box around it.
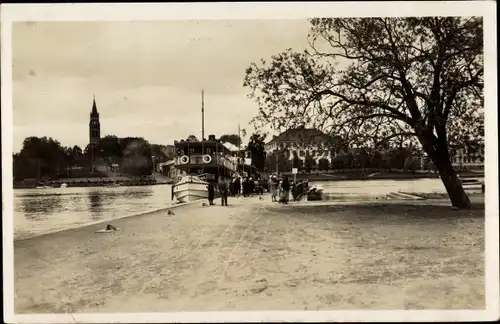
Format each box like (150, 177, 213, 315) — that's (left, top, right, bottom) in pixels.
(431, 149, 472, 209)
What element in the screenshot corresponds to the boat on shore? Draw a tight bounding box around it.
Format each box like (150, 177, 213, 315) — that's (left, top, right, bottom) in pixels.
(172, 174, 209, 202)
(171, 138, 237, 203)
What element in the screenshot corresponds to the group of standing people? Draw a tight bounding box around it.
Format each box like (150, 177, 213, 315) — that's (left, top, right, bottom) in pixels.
(207, 173, 303, 207)
(206, 174, 262, 207)
(269, 175, 291, 204)
(206, 176, 230, 206)
(229, 175, 262, 197)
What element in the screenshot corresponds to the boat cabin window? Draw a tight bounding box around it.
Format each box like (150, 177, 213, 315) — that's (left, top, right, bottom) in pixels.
(205, 148, 213, 154)
(189, 148, 196, 155)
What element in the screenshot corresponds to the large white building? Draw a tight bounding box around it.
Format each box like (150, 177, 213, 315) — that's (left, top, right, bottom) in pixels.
(264, 126, 343, 163)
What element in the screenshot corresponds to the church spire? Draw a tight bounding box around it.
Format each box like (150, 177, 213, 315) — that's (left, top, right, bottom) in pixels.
(91, 95, 99, 117)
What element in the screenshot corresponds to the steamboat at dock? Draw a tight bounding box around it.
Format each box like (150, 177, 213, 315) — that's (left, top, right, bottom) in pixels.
(171, 135, 238, 203)
(171, 90, 239, 203)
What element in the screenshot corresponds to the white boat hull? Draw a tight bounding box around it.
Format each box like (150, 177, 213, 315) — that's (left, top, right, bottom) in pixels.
(172, 177, 209, 203)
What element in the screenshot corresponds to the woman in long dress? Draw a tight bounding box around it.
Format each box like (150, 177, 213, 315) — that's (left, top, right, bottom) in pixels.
(280, 177, 290, 204)
(279, 177, 290, 204)
(269, 176, 278, 202)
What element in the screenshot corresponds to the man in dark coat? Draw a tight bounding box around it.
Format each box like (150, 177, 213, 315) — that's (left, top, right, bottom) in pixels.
(207, 180, 216, 205)
(218, 176, 229, 206)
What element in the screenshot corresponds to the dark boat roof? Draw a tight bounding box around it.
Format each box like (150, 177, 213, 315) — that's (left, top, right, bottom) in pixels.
(174, 140, 232, 153)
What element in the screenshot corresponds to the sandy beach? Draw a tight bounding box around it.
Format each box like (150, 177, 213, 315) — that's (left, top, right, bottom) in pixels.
(14, 195, 485, 313)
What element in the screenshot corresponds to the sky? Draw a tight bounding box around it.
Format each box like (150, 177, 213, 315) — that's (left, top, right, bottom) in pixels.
(12, 20, 311, 153)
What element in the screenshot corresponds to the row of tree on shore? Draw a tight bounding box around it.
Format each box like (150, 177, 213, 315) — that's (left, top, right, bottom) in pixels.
(265, 147, 429, 174)
(12, 135, 171, 181)
(12, 131, 269, 181)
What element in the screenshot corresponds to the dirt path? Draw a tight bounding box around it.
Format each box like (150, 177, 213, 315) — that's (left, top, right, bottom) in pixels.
(14, 196, 484, 313)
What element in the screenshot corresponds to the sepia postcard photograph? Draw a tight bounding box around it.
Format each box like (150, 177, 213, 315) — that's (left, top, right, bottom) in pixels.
(1, 1, 499, 323)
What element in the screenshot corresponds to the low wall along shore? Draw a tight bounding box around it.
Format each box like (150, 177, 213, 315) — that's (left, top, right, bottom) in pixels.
(14, 194, 485, 313)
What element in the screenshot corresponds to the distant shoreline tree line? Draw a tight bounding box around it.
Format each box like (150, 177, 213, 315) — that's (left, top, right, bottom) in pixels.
(264, 146, 432, 174)
(13, 135, 176, 182)
(215, 131, 483, 175)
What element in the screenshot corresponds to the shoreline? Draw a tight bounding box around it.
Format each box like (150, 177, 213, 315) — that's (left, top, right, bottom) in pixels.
(13, 199, 200, 243)
(294, 172, 484, 182)
(14, 193, 485, 243)
(13, 182, 173, 190)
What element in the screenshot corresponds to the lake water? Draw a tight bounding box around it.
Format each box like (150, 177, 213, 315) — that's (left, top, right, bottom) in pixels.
(310, 178, 449, 197)
(11, 178, 480, 240)
(13, 185, 175, 240)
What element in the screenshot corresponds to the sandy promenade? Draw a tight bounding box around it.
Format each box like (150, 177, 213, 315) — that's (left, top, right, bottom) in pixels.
(14, 195, 485, 313)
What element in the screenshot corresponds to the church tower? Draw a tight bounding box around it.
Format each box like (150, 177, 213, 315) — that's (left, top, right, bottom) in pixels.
(89, 96, 101, 147)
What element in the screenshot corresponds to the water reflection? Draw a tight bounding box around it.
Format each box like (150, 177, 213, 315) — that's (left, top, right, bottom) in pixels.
(122, 188, 154, 199)
(86, 188, 155, 220)
(88, 193, 104, 217)
(14, 185, 174, 240)
(21, 194, 63, 221)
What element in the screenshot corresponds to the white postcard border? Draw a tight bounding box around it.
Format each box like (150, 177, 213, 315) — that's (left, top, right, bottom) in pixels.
(2, 1, 498, 323)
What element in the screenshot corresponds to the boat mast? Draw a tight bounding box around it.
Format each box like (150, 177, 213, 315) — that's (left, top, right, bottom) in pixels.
(201, 90, 205, 176)
(201, 90, 205, 141)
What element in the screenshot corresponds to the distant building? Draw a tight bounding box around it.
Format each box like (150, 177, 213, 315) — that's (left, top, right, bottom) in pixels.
(88, 96, 101, 171)
(451, 146, 485, 170)
(264, 126, 342, 163)
(222, 142, 252, 167)
(89, 96, 101, 148)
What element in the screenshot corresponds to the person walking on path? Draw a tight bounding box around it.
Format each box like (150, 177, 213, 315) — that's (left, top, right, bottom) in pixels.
(269, 175, 278, 202)
(207, 180, 216, 205)
(235, 176, 241, 196)
(218, 176, 229, 206)
(242, 177, 249, 197)
(277, 178, 283, 199)
(279, 177, 290, 204)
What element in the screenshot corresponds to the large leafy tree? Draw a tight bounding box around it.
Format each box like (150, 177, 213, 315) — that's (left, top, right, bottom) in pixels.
(246, 132, 267, 171)
(118, 137, 153, 176)
(96, 135, 122, 162)
(244, 17, 483, 209)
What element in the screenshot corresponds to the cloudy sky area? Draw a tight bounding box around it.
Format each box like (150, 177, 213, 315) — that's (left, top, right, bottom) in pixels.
(12, 20, 310, 152)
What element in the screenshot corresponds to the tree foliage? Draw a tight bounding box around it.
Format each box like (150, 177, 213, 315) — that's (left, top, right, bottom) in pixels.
(291, 151, 303, 171)
(14, 137, 83, 181)
(13, 135, 161, 181)
(219, 134, 242, 147)
(318, 158, 330, 171)
(304, 151, 316, 172)
(244, 17, 484, 208)
(246, 132, 267, 171)
(266, 150, 292, 174)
